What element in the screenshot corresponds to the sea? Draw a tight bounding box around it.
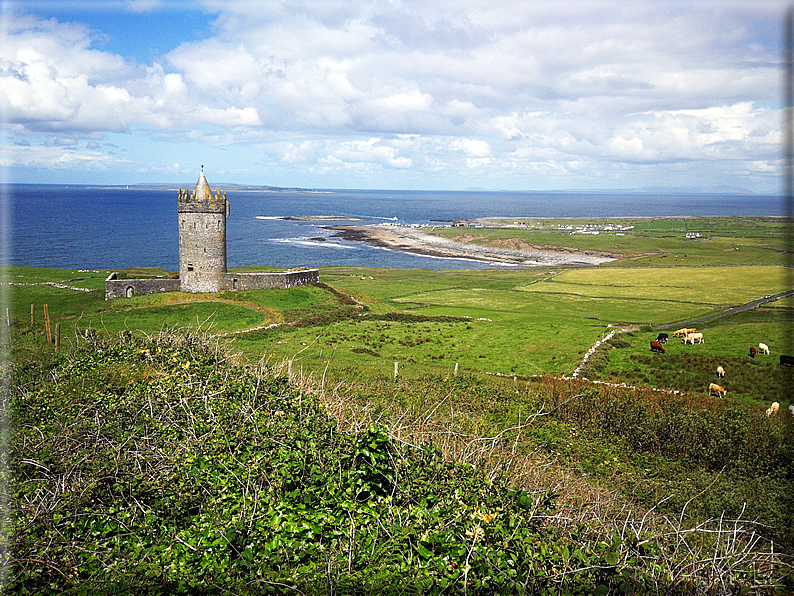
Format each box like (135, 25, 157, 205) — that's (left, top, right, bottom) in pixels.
(2, 185, 786, 272)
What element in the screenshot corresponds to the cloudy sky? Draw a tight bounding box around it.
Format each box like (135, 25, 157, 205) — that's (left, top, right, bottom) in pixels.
(1, 0, 789, 192)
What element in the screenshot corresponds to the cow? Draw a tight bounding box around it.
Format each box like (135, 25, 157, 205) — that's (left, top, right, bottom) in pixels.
(716, 365, 725, 378)
(780, 354, 794, 366)
(650, 340, 665, 353)
(758, 343, 770, 355)
(766, 402, 780, 417)
(749, 346, 757, 358)
(708, 383, 727, 397)
(683, 332, 704, 345)
(672, 328, 695, 337)
(655, 333, 669, 344)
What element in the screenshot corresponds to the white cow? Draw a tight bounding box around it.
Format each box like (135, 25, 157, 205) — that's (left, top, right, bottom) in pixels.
(684, 332, 704, 345)
(758, 342, 770, 355)
(716, 365, 725, 378)
(766, 401, 779, 417)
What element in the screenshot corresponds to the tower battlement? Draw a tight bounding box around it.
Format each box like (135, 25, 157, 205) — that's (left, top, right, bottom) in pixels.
(177, 188, 229, 213)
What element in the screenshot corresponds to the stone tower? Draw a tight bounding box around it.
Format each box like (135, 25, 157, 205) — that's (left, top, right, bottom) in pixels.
(177, 167, 230, 293)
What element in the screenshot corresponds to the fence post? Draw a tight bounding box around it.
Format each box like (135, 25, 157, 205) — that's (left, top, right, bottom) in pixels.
(454, 362, 459, 376)
(30, 303, 34, 327)
(394, 361, 399, 381)
(5, 307, 9, 328)
(44, 304, 51, 343)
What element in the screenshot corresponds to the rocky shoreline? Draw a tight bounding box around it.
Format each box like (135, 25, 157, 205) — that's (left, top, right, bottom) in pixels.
(326, 224, 617, 266)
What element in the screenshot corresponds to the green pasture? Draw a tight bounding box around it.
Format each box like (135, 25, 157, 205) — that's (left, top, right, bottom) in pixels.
(434, 216, 789, 267)
(87, 301, 265, 335)
(5, 253, 791, 404)
(518, 265, 787, 326)
(594, 306, 792, 407)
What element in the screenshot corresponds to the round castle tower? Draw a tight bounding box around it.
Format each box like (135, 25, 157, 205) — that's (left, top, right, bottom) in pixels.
(177, 167, 230, 293)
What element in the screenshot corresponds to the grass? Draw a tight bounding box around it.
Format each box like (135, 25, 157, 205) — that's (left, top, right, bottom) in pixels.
(589, 307, 794, 407)
(433, 216, 790, 267)
(8, 328, 792, 594)
(6, 216, 794, 592)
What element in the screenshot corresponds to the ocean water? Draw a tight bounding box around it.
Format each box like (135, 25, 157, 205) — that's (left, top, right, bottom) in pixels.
(3, 185, 785, 271)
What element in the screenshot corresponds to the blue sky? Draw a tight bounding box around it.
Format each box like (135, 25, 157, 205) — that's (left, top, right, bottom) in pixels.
(1, 0, 789, 192)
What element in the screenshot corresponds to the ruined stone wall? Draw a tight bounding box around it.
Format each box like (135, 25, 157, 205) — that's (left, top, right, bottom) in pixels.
(105, 270, 318, 300)
(221, 269, 319, 291)
(104, 275, 181, 300)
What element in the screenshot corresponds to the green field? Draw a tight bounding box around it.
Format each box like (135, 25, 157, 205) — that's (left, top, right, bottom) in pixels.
(434, 216, 790, 267)
(6, 216, 794, 592)
(6, 247, 792, 405)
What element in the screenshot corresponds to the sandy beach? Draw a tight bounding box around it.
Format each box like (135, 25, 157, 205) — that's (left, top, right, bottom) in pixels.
(326, 224, 617, 266)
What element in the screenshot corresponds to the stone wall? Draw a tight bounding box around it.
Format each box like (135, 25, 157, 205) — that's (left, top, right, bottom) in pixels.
(104, 273, 181, 300)
(105, 269, 319, 299)
(221, 269, 319, 291)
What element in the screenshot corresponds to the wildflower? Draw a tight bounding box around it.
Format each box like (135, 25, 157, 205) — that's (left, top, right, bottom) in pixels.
(466, 525, 485, 543)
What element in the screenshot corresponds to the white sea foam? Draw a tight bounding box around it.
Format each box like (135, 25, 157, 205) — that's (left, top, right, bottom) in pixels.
(271, 238, 356, 250)
(255, 216, 283, 220)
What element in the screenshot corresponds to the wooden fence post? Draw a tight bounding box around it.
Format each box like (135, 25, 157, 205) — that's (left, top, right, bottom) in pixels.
(454, 362, 459, 376)
(30, 303, 34, 327)
(44, 304, 51, 343)
(394, 361, 399, 381)
(5, 307, 10, 328)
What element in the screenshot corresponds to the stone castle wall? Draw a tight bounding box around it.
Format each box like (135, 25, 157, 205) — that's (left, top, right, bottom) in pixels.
(221, 269, 320, 291)
(104, 270, 319, 299)
(104, 273, 181, 300)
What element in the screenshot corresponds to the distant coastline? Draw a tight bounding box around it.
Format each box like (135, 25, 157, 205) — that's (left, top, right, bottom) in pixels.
(326, 224, 616, 266)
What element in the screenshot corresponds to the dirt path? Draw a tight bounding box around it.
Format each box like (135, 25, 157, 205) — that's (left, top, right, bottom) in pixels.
(653, 290, 794, 330)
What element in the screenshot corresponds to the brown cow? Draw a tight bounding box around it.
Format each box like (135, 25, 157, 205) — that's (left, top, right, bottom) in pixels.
(708, 383, 727, 397)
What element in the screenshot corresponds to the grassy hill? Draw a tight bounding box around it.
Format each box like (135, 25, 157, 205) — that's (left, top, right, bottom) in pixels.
(7, 327, 792, 594)
(4, 216, 794, 592)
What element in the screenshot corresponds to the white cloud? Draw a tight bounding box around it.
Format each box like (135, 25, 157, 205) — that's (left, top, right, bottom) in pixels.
(2, 2, 788, 190)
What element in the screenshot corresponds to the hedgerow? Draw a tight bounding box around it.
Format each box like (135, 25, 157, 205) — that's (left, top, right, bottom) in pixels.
(7, 330, 790, 594)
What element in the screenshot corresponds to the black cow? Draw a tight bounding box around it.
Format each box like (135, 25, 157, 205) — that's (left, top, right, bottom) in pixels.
(655, 333, 669, 344)
(650, 340, 665, 353)
(780, 354, 794, 366)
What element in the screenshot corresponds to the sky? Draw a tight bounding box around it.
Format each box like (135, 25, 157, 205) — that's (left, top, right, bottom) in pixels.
(0, 0, 790, 192)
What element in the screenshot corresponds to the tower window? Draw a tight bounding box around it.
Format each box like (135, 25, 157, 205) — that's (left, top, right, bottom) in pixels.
(187, 264, 194, 272)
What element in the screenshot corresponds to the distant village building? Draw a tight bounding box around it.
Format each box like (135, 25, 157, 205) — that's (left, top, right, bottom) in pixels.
(105, 168, 318, 299)
(686, 232, 703, 239)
